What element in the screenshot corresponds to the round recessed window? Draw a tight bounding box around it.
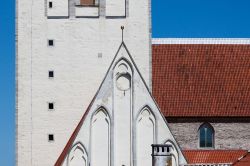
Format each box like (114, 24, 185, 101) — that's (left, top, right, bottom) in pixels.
(116, 74, 131, 91)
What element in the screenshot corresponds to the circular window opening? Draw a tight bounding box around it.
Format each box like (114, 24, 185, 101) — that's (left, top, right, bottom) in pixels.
(116, 73, 131, 91)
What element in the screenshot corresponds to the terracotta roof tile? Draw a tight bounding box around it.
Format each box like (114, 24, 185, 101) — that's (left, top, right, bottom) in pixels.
(184, 150, 248, 164)
(152, 44, 250, 117)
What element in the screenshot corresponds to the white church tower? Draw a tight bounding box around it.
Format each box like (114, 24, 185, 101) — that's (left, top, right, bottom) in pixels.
(16, 0, 151, 165)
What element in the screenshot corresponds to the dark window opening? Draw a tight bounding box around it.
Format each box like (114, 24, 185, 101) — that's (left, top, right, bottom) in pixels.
(80, 0, 95, 6)
(48, 40, 54, 46)
(48, 103, 54, 110)
(48, 134, 54, 141)
(199, 123, 214, 148)
(48, 71, 54, 78)
(49, 2, 53, 8)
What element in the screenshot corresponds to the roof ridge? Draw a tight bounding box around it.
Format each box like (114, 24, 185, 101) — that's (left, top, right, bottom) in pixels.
(152, 38, 250, 44)
(184, 150, 248, 151)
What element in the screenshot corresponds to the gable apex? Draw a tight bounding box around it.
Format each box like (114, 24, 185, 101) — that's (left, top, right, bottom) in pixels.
(55, 42, 187, 166)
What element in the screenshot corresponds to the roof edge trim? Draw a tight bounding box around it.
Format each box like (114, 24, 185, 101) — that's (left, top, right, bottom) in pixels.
(152, 38, 250, 44)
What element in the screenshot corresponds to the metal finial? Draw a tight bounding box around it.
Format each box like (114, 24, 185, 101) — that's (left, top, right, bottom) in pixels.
(121, 26, 124, 42)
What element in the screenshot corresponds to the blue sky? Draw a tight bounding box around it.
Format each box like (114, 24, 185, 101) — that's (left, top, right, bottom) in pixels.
(152, 0, 250, 37)
(1, 0, 250, 165)
(0, 0, 15, 166)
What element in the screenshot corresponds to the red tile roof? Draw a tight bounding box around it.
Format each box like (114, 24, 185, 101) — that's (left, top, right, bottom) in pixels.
(152, 44, 250, 117)
(234, 153, 250, 166)
(184, 150, 248, 164)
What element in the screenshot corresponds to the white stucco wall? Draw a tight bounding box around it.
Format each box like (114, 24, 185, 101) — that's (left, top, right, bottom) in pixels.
(47, 0, 69, 17)
(16, 0, 151, 165)
(106, 0, 126, 17)
(61, 44, 186, 166)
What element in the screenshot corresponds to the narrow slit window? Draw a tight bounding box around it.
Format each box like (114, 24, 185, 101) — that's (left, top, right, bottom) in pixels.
(49, 2, 53, 8)
(48, 71, 54, 78)
(48, 134, 54, 142)
(48, 40, 54, 46)
(199, 123, 214, 148)
(48, 103, 54, 110)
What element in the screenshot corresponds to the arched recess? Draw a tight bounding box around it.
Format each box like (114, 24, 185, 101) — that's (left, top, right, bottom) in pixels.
(113, 58, 133, 166)
(90, 107, 110, 166)
(113, 58, 133, 91)
(198, 123, 214, 148)
(113, 57, 133, 75)
(165, 140, 179, 166)
(136, 106, 156, 166)
(67, 142, 88, 166)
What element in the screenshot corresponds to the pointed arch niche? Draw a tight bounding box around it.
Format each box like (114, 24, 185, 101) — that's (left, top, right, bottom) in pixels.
(113, 58, 133, 166)
(165, 140, 179, 166)
(199, 123, 214, 148)
(67, 142, 88, 166)
(136, 106, 156, 166)
(114, 58, 133, 93)
(90, 107, 110, 166)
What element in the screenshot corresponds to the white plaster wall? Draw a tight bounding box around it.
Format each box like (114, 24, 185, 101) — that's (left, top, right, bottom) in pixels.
(106, 0, 126, 17)
(16, 0, 33, 165)
(62, 44, 187, 166)
(75, 6, 99, 17)
(17, 0, 151, 165)
(47, 0, 69, 17)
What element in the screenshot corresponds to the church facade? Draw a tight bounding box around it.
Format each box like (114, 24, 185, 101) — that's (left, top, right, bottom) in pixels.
(16, 0, 250, 165)
(55, 42, 187, 166)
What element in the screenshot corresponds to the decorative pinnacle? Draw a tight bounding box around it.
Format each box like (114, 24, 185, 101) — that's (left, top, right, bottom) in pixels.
(121, 26, 124, 42)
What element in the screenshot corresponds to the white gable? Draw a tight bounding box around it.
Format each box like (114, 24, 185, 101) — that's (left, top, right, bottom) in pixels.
(58, 43, 187, 166)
